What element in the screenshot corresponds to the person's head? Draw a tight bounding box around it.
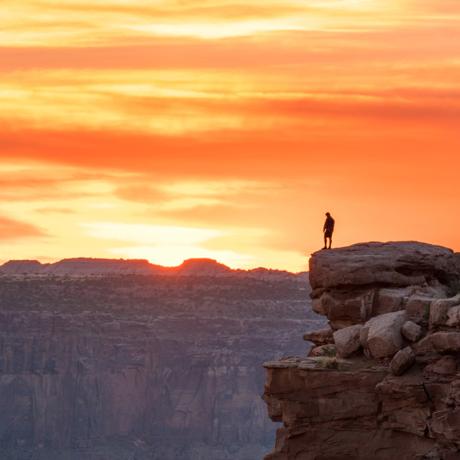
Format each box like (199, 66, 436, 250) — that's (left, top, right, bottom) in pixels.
(325, 212, 331, 217)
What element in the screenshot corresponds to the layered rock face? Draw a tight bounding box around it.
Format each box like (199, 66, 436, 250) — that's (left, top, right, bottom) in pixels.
(264, 242, 460, 459)
(0, 271, 321, 460)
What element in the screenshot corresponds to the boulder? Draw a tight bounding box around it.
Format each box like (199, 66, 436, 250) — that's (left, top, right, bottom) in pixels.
(430, 294, 460, 328)
(424, 356, 457, 377)
(314, 290, 374, 328)
(401, 321, 423, 342)
(309, 242, 457, 290)
(431, 409, 460, 441)
(363, 311, 406, 359)
(333, 324, 363, 358)
(311, 298, 327, 315)
(446, 379, 460, 406)
(446, 305, 460, 327)
(405, 295, 432, 324)
(390, 347, 416, 376)
(374, 287, 412, 315)
(416, 332, 460, 356)
(427, 332, 460, 353)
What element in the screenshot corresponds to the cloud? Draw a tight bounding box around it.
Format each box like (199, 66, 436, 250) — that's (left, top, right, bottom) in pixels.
(0, 216, 47, 240)
(2, 54, 460, 140)
(33, 1, 313, 20)
(0, 163, 134, 202)
(2, 22, 460, 71)
(115, 179, 275, 206)
(3, 0, 460, 49)
(81, 222, 223, 245)
(36, 207, 74, 214)
(406, 0, 460, 15)
(1, 121, 459, 185)
(0, 0, 396, 46)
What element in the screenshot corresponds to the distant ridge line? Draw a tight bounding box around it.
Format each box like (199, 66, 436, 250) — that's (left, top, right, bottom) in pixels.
(0, 257, 307, 279)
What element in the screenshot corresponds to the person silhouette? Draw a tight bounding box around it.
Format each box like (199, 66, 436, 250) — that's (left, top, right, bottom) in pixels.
(323, 212, 335, 249)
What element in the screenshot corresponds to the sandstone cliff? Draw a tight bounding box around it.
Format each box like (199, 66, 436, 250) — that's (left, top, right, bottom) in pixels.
(264, 242, 460, 459)
(0, 269, 320, 460)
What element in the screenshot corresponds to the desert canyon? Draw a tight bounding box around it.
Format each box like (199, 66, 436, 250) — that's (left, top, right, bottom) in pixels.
(0, 258, 321, 459)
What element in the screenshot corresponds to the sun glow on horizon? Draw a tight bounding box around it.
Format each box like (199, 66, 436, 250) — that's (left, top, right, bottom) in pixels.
(81, 222, 253, 268)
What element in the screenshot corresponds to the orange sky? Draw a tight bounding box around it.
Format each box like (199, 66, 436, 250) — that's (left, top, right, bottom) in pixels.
(1, 0, 459, 271)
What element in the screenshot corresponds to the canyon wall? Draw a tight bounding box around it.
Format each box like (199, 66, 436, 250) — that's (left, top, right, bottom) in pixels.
(0, 268, 321, 459)
(264, 242, 460, 460)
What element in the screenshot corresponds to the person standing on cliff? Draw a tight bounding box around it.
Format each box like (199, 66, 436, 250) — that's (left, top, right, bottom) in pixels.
(323, 212, 335, 249)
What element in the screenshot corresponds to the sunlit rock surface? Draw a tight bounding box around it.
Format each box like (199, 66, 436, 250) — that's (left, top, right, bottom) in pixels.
(264, 242, 460, 459)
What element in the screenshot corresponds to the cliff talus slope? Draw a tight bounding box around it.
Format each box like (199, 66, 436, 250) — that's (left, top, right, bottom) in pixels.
(264, 242, 460, 459)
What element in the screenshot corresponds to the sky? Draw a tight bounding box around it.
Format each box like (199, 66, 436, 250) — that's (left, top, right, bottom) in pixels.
(1, 0, 460, 272)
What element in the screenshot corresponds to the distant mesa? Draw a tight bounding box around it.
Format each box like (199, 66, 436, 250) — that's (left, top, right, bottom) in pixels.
(175, 258, 231, 276)
(0, 257, 305, 279)
(46, 258, 156, 275)
(1, 260, 44, 274)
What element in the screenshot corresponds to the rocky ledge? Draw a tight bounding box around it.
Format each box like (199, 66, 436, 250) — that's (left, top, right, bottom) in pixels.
(263, 242, 460, 459)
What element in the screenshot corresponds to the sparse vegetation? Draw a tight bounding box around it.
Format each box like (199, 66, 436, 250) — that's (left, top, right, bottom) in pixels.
(315, 357, 339, 369)
(0, 275, 315, 319)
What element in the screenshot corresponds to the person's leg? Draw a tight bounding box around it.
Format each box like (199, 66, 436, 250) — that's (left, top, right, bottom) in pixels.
(328, 237, 332, 249)
(323, 235, 327, 249)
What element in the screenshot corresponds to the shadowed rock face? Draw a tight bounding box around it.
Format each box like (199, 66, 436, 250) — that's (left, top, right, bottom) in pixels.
(264, 242, 460, 460)
(0, 271, 321, 460)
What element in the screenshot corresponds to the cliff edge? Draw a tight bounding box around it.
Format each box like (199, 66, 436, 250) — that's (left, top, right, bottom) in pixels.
(263, 241, 460, 459)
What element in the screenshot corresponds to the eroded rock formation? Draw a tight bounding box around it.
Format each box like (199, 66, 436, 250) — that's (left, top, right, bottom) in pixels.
(0, 269, 321, 460)
(264, 242, 460, 459)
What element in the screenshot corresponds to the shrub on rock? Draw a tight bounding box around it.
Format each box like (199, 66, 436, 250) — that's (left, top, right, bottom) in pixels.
(308, 344, 337, 358)
(303, 328, 334, 346)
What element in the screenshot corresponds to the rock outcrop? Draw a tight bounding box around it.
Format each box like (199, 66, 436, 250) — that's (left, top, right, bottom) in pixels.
(264, 241, 460, 459)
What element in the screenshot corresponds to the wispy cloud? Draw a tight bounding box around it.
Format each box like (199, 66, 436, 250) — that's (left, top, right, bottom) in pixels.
(3, 0, 459, 46)
(0, 216, 47, 240)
